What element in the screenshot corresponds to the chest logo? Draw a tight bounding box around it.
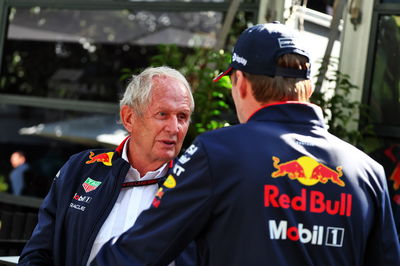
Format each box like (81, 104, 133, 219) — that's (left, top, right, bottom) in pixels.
(85, 151, 114, 166)
(82, 177, 102, 193)
(163, 175, 176, 189)
(272, 156, 344, 187)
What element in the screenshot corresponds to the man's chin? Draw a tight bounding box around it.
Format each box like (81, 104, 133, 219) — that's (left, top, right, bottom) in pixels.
(157, 150, 176, 162)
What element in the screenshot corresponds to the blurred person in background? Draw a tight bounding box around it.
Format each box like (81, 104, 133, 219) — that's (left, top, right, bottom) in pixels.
(9, 150, 30, 196)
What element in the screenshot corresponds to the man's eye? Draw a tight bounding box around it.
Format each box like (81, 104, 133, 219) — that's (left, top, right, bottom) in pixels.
(156, 112, 167, 118)
(178, 114, 188, 122)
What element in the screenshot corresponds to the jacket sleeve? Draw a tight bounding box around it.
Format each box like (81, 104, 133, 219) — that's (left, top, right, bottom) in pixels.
(364, 166, 400, 266)
(18, 171, 61, 266)
(91, 140, 212, 266)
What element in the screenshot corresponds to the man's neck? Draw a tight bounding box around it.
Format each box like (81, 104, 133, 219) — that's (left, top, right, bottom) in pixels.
(123, 139, 166, 177)
(129, 156, 165, 178)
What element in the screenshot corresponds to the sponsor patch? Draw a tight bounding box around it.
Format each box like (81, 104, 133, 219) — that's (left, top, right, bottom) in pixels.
(178, 154, 191, 164)
(272, 156, 345, 187)
(82, 177, 102, 193)
(70, 203, 86, 212)
(186, 144, 198, 156)
(278, 38, 297, 48)
(268, 220, 345, 247)
(85, 151, 114, 166)
(232, 52, 247, 66)
(152, 187, 164, 208)
(155, 187, 164, 198)
(163, 175, 176, 189)
(264, 185, 352, 217)
(73, 193, 92, 203)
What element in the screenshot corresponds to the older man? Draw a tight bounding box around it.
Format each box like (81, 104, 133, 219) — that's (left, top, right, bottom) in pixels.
(19, 66, 195, 266)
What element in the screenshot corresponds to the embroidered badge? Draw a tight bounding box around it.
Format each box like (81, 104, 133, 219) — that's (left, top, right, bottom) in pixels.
(85, 151, 114, 166)
(82, 177, 102, 193)
(163, 175, 176, 189)
(272, 156, 344, 187)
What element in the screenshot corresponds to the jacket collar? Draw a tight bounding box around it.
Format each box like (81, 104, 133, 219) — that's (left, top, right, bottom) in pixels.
(247, 101, 327, 129)
(115, 135, 130, 155)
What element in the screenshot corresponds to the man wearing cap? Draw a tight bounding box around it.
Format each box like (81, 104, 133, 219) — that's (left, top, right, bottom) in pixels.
(92, 22, 400, 265)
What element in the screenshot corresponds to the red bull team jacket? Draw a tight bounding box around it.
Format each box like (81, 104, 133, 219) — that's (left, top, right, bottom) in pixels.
(18, 138, 196, 266)
(92, 102, 400, 266)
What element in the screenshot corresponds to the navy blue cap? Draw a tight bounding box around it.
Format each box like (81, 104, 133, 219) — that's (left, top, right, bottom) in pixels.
(213, 22, 311, 82)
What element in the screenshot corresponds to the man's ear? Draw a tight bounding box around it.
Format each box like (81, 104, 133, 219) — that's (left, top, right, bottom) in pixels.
(235, 70, 249, 99)
(120, 105, 134, 132)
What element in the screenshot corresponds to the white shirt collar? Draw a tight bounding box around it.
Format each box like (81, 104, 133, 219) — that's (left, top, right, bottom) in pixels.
(121, 138, 168, 182)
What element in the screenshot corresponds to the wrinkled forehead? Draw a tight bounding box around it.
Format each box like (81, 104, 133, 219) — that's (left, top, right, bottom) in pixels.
(151, 75, 194, 110)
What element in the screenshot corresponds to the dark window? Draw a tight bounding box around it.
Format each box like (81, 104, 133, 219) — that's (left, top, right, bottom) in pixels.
(381, 0, 400, 3)
(368, 15, 400, 130)
(0, 7, 222, 102)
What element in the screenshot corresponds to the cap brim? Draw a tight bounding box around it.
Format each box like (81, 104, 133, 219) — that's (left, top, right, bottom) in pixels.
(212, 67, 233, 83)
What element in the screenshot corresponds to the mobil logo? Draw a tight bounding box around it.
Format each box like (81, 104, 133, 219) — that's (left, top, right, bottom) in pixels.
(272, 156, 345, 187)
(268, 219, 345, 247)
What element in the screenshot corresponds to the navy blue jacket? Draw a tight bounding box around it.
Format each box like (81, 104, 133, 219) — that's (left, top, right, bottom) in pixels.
(92, 103, 400, 266)
(18, 138, 196, 266)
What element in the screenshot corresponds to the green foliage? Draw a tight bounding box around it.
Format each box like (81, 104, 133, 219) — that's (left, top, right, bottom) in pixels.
(310, 61, 373, 150)
(0, 175, 9, 192)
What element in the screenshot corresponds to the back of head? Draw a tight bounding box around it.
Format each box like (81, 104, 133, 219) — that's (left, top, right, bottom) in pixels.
(120, 66, 195, 115)
(246, 54, 312, 103)
(214, 22, 312, 103)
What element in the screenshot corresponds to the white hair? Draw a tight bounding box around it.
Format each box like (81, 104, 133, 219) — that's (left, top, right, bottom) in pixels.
(120, 66, 194, 115)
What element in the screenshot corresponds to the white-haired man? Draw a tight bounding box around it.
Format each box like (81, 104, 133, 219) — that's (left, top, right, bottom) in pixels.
(19, 66, 196, 266)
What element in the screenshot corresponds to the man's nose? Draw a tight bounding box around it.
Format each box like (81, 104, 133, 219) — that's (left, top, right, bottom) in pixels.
(165, 116, 179, 133)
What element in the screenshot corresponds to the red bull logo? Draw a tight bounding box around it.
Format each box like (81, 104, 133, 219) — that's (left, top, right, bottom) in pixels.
(152, 187, 165, 208)
(85, 152, 114, 166)
(272, 156, 345, 187)
(264, 185, 353, 216)
(152, 176, 177, 208)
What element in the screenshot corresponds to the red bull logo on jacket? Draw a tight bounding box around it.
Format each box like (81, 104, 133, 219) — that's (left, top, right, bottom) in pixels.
(85, 151, 114, 166)
(152, 187, 164, 208)
(272, 156, 345, 187)
(264, 185, 352, 216)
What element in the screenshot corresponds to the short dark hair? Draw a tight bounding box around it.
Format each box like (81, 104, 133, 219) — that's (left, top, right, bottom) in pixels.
(234, 53, 312, 103)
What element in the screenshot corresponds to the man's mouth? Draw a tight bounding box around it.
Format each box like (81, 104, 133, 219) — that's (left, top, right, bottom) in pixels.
(161, 140, 176, 146)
